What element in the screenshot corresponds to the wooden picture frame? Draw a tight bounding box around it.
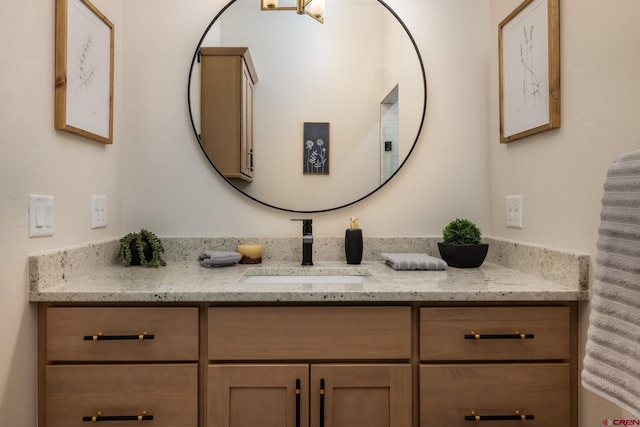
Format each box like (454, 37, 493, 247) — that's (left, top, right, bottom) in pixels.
(55, 0, 114, 144)
(499, 0, 559, 143)
(303, 122, 330, 175)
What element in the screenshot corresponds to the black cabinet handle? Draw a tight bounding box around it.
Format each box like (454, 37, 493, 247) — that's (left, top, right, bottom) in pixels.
(319, 379, 325, 427)
(83, 332, 155, 341)
(465, 410, 534, 421)
(296, 379, 301, 427)
(83, 411, 153, 422)
(464, 331, 534, 340)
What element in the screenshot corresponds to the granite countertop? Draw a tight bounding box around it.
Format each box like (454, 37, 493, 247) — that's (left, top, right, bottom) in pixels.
(28, 237, 589, 303)
(29, 259, 588, 303)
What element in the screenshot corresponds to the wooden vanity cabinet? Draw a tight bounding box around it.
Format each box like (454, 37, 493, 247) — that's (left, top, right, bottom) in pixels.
(39, 306, 200, 427)
(208, 364, 411, 427)
(37, 302, 577, 427)
(419, 305, 577, 427)
(207, 306, 413, 427)
(200, 47, 258, 182)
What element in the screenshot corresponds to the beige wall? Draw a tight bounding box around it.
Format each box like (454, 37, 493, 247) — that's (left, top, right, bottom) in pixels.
(0, 0, 123, 425)
(488, 0, 640, 425)
(1, 0, 637, 425)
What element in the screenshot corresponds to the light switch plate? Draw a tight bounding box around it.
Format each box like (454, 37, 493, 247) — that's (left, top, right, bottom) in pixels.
(29, 194, 54, 237)
(506, 195, 523, 229)
(91, 195, 107, 229)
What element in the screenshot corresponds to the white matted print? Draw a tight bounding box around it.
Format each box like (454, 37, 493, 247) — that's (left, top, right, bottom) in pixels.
(55, 0, 114, 144)
(499, 0, 559, 143)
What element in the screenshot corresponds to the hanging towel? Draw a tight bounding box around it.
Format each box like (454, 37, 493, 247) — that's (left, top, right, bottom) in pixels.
(582, 150, 640, 418)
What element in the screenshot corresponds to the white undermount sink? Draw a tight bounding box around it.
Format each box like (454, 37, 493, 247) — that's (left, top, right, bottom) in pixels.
(241, 267, 373, 284)
(242, 275, 369, 284)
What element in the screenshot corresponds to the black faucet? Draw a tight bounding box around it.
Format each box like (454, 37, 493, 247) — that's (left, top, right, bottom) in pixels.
(292, 219, 313, 265)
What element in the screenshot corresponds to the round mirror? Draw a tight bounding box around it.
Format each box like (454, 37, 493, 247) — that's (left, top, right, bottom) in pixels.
(188, 0, 426, 213)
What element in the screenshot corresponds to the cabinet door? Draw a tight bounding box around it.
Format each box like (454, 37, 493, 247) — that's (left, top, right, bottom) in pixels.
(208, 364, 309, 427)
(310, 364, 412, 427)
(199, 48, 255, 182)
(420, 363, 570, 427)
(241, 62, 254, 179)
(200, 54, 242, 178)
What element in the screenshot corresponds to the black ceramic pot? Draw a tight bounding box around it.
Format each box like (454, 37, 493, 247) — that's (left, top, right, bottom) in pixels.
(437, 242, 489, 268)
(129, 239, 153, 265)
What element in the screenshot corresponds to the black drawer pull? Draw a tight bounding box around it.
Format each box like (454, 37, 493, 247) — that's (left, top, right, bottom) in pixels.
(295, 379, 301, 427)
(319, 379, 325, 427)
(464, 331, 534, 340)
(465, 410, 534, 422)
(83, 332, 155, 341)
(83, 411, 153, 422)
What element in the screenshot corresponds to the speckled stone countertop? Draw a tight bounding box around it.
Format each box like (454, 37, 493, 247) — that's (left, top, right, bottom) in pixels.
(28, 237, 589, 303)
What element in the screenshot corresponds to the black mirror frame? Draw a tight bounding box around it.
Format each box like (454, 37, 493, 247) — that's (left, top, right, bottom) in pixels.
(187, 0, 427, 213)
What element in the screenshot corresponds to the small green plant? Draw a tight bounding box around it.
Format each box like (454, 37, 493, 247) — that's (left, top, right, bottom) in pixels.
(118, 229, 166, 268)
(442, 219, 482, 245)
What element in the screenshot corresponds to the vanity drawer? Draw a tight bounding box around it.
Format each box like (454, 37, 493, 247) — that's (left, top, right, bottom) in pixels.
(45, 364, 198, 427)
(420, 363, 570, 427)
(46, 307, 199, 361)
(420, 306, 570, 361)
(208, 306, 411, 360)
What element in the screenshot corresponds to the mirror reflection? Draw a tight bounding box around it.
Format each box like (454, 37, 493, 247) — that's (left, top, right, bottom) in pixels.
(189, 0, 426, 212)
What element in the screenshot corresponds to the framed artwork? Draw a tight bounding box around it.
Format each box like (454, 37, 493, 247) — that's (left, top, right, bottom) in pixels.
(303, 122, 329, 175)
(55, 0, 114, 144)
(499, 0, 560, 143)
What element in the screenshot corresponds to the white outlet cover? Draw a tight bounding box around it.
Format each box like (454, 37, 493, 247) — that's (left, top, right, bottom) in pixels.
(506, 195, 523, 229)
(91, 195, 107, 229)
(29, 194, 54, 237)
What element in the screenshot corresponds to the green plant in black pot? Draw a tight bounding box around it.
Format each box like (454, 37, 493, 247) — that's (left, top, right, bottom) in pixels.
(118, 229, 166, 268)
(438, 219, 488, 268)
(442, 219, 482, 245)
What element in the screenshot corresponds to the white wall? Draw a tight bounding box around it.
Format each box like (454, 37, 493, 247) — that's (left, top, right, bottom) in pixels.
(488, 0, 640, 425)
(0, 0, 123, 424)
(0, 1, 488, 424)
(6, 0, 638, 424)
(120, 0, 490, 237)
(23, 0, 640, 425)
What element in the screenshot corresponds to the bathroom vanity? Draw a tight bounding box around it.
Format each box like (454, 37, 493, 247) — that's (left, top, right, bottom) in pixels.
(30, 238, 588, 427)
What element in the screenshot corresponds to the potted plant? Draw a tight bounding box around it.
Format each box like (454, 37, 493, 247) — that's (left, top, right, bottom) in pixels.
(118, 229, 166, 268)
(437, 219, 489, 268)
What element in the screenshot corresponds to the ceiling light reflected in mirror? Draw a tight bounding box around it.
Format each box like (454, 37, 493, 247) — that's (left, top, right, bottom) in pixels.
(261, 0, 325, 23)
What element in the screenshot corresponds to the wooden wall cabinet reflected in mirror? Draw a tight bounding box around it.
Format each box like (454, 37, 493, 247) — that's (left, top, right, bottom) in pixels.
(200, 47, 258, 182)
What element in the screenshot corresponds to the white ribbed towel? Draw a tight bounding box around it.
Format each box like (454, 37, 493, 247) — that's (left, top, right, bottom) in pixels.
(582, 150, 640, 418)
(381, 253, 447, 270)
